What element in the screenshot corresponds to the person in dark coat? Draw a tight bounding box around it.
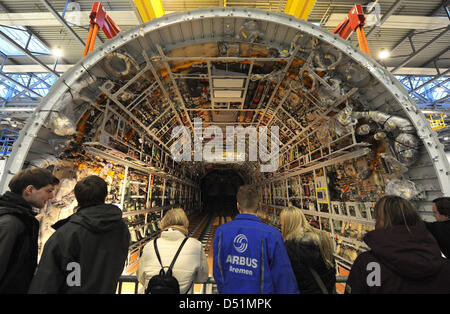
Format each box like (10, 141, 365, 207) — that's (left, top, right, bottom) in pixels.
(345, 196, 450, 294)
(280, 206, 336, 294)
(424, 197, 450, 258)
(0, 168, 59, 294)
(28, 175, 130, 294)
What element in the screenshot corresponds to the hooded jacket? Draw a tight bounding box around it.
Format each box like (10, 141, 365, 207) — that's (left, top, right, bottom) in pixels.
(425, 220, 450, 258)
(284, 233, 336, 294)
(0, 191, 39, 294)
(345, 225, 450, 294)
(213, 214, 299, 294)
(137, 228, 209, 294)
(28, 203, 130, 294)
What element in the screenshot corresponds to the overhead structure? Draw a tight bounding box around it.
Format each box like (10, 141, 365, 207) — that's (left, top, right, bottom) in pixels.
(39, 0, 86, 47)
(284, 0, 317, 20)
(332, 4, 371, 56)
(1, 7, 449, 281)
(83, 2, 122, 57)
(133, 0, 165, 23)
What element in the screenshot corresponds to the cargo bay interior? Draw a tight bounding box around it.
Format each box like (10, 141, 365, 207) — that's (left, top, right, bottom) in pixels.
(0, 1, 449, 294)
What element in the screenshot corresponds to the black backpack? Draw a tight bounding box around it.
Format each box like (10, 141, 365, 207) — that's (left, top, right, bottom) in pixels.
(145, 236, 189, 294)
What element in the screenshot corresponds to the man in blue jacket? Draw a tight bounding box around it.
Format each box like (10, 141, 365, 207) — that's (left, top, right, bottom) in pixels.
(213, 185, 299, 294)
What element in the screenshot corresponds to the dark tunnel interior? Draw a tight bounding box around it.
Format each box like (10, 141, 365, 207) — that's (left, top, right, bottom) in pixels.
(200, 169, 245, 217)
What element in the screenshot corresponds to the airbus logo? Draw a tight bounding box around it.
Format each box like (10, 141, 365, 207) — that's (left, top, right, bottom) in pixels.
(233, 234, 248, 253)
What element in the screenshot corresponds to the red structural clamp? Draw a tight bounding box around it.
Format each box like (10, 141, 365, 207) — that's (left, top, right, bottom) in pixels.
(90, 2, 121, 39)
(332, 4, 371, 55)
(83, 2, 122, 57)
(332, 4, 366, 40)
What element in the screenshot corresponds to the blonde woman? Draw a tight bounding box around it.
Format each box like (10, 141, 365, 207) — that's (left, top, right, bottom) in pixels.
(137, 208, 209, 293)
(280, 206, 336, 294)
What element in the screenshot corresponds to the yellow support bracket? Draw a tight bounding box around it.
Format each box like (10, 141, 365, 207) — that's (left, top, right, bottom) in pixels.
(284, 0, 317, 21)
(134, 0, 165, 23)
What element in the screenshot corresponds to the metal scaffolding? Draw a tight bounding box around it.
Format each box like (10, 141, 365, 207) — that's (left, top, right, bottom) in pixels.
(396, 75, 450, 110)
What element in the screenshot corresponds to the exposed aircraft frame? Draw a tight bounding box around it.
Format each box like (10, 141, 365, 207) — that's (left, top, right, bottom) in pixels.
(0, 7, 448, 199)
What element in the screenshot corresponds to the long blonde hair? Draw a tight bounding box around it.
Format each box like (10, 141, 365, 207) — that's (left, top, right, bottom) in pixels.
(280, 206, 334, 269)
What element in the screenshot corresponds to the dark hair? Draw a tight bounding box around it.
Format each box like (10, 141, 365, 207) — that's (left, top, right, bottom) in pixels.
(74, 175, 108, 208)
(236, 185, 259, 212)
(433, 197, 450, 217)
(9, 168, 59, 195)
(374, 195, 424, 230)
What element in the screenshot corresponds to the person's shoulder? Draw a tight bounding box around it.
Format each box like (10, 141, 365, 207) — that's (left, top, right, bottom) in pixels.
(216, 219, 236, 230)
(260, 223, 283, 237)
(434, 220, 450, 227)
(425, 220, 450, 234)
(0, 212, 22, 224)
(49, 219, 83, 243)
(187, 236, 202, 247)
(350, 250, 377, 269)
(54, 218, 78, 232)
(0, 213, 25, 232)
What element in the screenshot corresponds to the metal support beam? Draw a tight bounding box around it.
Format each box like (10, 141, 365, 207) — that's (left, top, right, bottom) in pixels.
(389, 1, 448, 57)
(39, 0, 85, 47)
(2, 64, 72, 73)
(410, 69, 450, 94)
(391, 25, 450, 73)
(366, 0, 404, 39)
(0, 107, 35, 112)
(133, 0, 165, 23)
(0, 72, 42, 98)
(0, 2, 69, 66)
(0, 29, 59, 76)
(256, 45, 302, 127)
(421, 47, 450, 68)
(155, 45, 191, 128)
(432, 94, 450, 106)
(445, 0, 450, 20)
(285, 0, 317, 21)
(128, 0, 144, 24)
(8, 73, 53, 100)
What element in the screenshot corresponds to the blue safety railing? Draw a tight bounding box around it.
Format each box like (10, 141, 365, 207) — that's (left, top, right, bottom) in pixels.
(0, 128, 18, 156)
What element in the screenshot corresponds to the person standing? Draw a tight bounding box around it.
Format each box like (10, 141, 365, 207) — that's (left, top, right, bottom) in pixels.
(28, 175, 130, 293)
(280, 206, 336, 294)
(345, 196, 450, 293)
(213, 185, 299, 294)
(0, 168, 59, 293)
(137, 207, 209, 294)
(425, 197, 450, 258)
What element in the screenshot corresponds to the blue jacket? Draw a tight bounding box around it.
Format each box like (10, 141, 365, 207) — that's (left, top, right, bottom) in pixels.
(213, 213, 299, 294)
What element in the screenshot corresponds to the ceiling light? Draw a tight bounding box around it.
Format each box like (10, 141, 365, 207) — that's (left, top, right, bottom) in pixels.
(52, 48, 63, 58)
(378, 49, 390, 60)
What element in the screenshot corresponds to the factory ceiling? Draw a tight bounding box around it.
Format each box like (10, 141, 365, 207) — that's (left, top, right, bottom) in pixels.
(0, 0, 448, 72)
